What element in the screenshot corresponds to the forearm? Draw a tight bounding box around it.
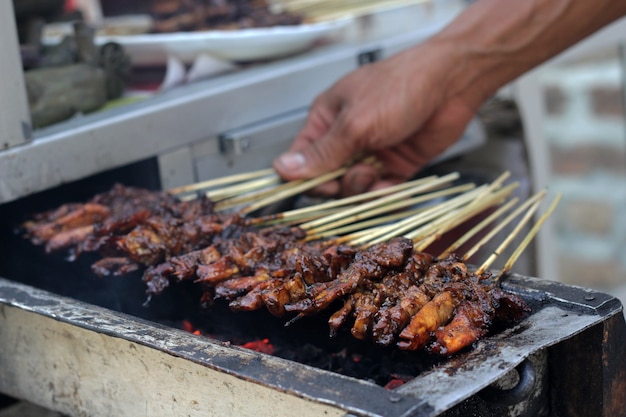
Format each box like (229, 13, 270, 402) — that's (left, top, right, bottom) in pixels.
(426, 0, 626, 104)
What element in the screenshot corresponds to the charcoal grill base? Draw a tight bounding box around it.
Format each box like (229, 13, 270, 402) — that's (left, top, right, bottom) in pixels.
(0, 274, 623, 417)
(0, 163, 624, 416)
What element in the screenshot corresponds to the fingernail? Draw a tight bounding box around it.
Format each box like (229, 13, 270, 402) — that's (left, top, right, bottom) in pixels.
(277, 152, 306, 174)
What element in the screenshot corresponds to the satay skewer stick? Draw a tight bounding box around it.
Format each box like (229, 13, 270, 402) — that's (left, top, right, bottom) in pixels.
(168, 168, 276, 195)
(438, 197, 519, 258)
(462, 190, 547, 262)
(324, 225, 391, 245)
(389, 183, 508, 244)
(300, 172, 460, 231)
(249, 175, 438, 226)
(278, 0, 430, 21)
(466, 171, 511, 208)
(304, 183, 475, 240)
(237, 167, 350, 214)
(308, 2, 429, 21)
(214, 178, 307, 210)
(391, 171, 510, 245)
(475, 192, 547, 276)
(204, 176, 282, 201)
(352, 185, 488, 246)
(304, 206, 427, 241)
(214, 181, 304, 211)
(495, 193, 562, 281)
(265, 207, 351, 227)
(411, 183, 519, 251)
(218, 156, 378, 212)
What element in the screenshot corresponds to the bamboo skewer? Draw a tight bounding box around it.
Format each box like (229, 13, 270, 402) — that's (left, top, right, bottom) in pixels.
(438, 197, 520, 259)
(305, 183, 475, 242)
(204, 176, 282, 201)
(308, 1, 431, 22)
(496, 193, 562, 281)
(214, 179, 307, 211)
(461, 190, 547, 262)
(232, 156, 381, 214)
(249, 175, 438, 226)
(177, 175, 282, 204)
(304, 205, 430, 241)
(411, 183, 519, 252)
(168, 168, 276, 195)
(300, 172, 460, 231)
(264, 207, 351, 227)
(466, 171, 510, 209)
(350, 185, 486, 246)
(272, 0, 430, 21)
(475, 192, 547, 276)
(326, 225, 392, 245)
(237, 167, 350, 215)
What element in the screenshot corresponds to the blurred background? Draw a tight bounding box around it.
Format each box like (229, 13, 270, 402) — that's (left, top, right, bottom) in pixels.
(539, 46, 626, 303)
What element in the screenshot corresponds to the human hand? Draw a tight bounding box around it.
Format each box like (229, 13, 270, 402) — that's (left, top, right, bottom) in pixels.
(272, 0, 626, 197)
(273, 41, 483, 197)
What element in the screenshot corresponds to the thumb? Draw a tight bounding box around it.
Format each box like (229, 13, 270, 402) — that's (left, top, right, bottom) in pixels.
(274, 127, 358, 180)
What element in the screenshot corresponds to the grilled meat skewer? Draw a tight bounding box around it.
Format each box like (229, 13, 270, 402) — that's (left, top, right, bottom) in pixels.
(22, 183, 532, 358)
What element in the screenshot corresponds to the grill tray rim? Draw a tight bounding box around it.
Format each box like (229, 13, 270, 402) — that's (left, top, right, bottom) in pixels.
(0, 273, 621, 417)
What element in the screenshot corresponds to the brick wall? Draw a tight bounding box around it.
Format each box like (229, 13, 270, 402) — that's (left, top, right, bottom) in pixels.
(539, 52, 626, 299)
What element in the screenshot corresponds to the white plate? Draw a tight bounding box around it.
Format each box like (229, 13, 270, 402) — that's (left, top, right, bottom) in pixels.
(93, 18, 351, 66)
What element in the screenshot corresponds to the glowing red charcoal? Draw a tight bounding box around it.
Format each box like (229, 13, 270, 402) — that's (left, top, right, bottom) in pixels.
(241, 338, 275, 355)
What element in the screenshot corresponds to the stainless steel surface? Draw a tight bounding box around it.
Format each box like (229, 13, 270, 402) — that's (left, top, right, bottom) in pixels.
(0, 1, 32, 150)
(0, 45, 352, 203)
(181, 109, 306, 188)
(219, 109, 307, 158)
(0, 3, 465, 204)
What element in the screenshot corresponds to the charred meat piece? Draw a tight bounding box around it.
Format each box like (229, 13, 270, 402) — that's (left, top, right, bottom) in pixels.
(214, 270, 271, 300)
(286, 237, 413, 315)
(91, 257, 140, 277)
(260, 274, 307, 317)
(429, 299, 491, 356)
(397, 291, 461, 351)
(22, 185, 218, 263)
(25, 203, 111, 244)
(350, 291, 380, 340)
(151, 0, 303, 33)
(45, 225, 95, 254)
(371, 279, 431, 346)
(328, 297, 355, 337)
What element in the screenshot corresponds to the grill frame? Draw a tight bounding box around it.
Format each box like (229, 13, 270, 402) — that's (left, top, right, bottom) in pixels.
(0, 271, 623, 417)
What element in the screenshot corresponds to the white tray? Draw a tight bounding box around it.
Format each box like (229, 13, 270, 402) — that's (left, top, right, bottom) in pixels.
(93, 18, 351, 66)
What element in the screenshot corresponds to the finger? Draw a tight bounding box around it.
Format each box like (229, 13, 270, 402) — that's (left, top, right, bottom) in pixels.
(306, 180, 342, 198)
(274, 97, 342, 180)
(369, 178, 406, 192)
(289, 106, 336, 153)
(274, 112, 362, 180)
(340, 163, 380, 197)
